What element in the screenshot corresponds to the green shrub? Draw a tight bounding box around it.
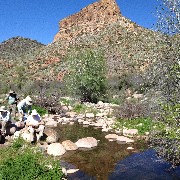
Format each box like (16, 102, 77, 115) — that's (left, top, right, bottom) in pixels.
(11, 137, 24, 150)
(32, 105, 48, 116)
(150, 103, 180, 167)
(64, 48, 107, 103)
(73, 103, 87, 114)
(0, 139, 65, 180)
(60, 97, 75, 106)
(113, 117, 153, 135)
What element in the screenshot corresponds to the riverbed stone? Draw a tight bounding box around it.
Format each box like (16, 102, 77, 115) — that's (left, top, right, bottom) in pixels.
(85, 113, 94, 118)
(65, 111, 77, 118)
(123, 129, 138, 136)
(117, 136, 134, 144)
(105, 134, 119, 140)
(62, 140, 78, 151)
(44, 128, 59, 143)
(102, 127, 109, 132)
(83, 121, 90, 125)
(75, 137, 98, 148)
(97, 101, 104, 107)
(45, 120, 58, 127)
(127, 147, 134, 150)
(94, 122, 103, 127)
(43, 114, 55, 122)
(69, 122, 75, 125)
(66, 169, 79, 174)
(96, 113, 105, 117)
(47, 143, 66, 156)
(78, 119, 84, 123)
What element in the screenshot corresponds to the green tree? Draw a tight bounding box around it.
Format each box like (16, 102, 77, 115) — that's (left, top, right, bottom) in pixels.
(64, 48, 107, 103)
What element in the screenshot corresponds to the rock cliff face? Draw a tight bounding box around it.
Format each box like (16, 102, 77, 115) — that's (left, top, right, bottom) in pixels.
(54, 0, 121, 41)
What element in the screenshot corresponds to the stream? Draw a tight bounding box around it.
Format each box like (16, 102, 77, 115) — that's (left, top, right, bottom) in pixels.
(54, 123, 180, 180)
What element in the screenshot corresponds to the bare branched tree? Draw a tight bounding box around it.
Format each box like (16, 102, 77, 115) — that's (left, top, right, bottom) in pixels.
(149, 0, 180, 167)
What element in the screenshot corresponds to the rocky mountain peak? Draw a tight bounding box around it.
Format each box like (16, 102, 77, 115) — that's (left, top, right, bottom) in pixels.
(53, 0, 121, 42)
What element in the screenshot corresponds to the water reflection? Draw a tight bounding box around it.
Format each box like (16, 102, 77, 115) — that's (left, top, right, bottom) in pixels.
(55, 123, 148, 179)
(108, 149, 180, 180)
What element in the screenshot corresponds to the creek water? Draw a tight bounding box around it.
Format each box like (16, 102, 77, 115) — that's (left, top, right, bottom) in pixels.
(54, 123, 180, 180)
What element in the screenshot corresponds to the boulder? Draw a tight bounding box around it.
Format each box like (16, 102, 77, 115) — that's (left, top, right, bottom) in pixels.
(43, 128, 59, 143)
(62, 140, 78, 151)
(47, 143, 66, 156)
(97, 101, 104, 107)
(85, 113, 94, 118)
(75, 137, 98, 148)
(127, 147, 134, 150)
(117, 136, 134, 144)
(105, 134, 119, 140)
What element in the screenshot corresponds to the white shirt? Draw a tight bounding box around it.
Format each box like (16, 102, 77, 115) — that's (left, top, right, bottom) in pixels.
(17, 99, 31, 114)
(0, 111, 11, 122)
(26, 114, 41, 126)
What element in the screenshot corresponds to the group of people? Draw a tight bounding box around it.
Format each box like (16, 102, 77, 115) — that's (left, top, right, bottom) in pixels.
(0, 90, 45, 143)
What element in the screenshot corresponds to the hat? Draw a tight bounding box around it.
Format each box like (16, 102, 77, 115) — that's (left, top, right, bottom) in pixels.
(0, 106, 7, 112)
(31, 109, 38, 116)
(9, 90, 15, 94)
(25, 96, 33, 105)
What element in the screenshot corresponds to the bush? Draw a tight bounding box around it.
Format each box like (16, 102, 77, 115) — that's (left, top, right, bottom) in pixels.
(64, 48, 107, 103)
(32, 105, 48, 116)
(146, 59, 180, 167)
(113, 117, 153, 135)
(150, 103, 180, 167)
(73, 103, 87, 114)
(114, 99, 149, 120)
(11, 137, 24, 150)
(0, 138, 65, 180)
(32, 81, 62, 114)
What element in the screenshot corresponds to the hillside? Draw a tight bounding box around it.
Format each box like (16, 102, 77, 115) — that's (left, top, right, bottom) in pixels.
(0, 36, 45, 89)
(0, 0, 179, 93)
(0, 36, 45, 61)
(26, 20, 165, 82)
(24, 0, 164, 82)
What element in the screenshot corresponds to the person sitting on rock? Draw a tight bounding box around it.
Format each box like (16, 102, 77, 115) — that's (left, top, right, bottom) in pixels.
(0, 106, 11, 135)
(17, 96, 32, 121)
(3, 90, 19, 121)
(25, 109, 45, 143)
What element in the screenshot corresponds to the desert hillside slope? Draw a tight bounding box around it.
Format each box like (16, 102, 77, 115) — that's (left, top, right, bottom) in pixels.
(0, 0, 179, 89)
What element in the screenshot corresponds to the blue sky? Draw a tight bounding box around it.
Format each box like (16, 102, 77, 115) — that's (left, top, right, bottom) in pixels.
(0, 0, 159, 45)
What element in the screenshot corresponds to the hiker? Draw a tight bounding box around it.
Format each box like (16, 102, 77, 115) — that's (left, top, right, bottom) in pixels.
(25, 109, 45, 143)
(3, 90, 19, 121)
(0, 106, 11, 135)
(17, 96, 32, 121)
